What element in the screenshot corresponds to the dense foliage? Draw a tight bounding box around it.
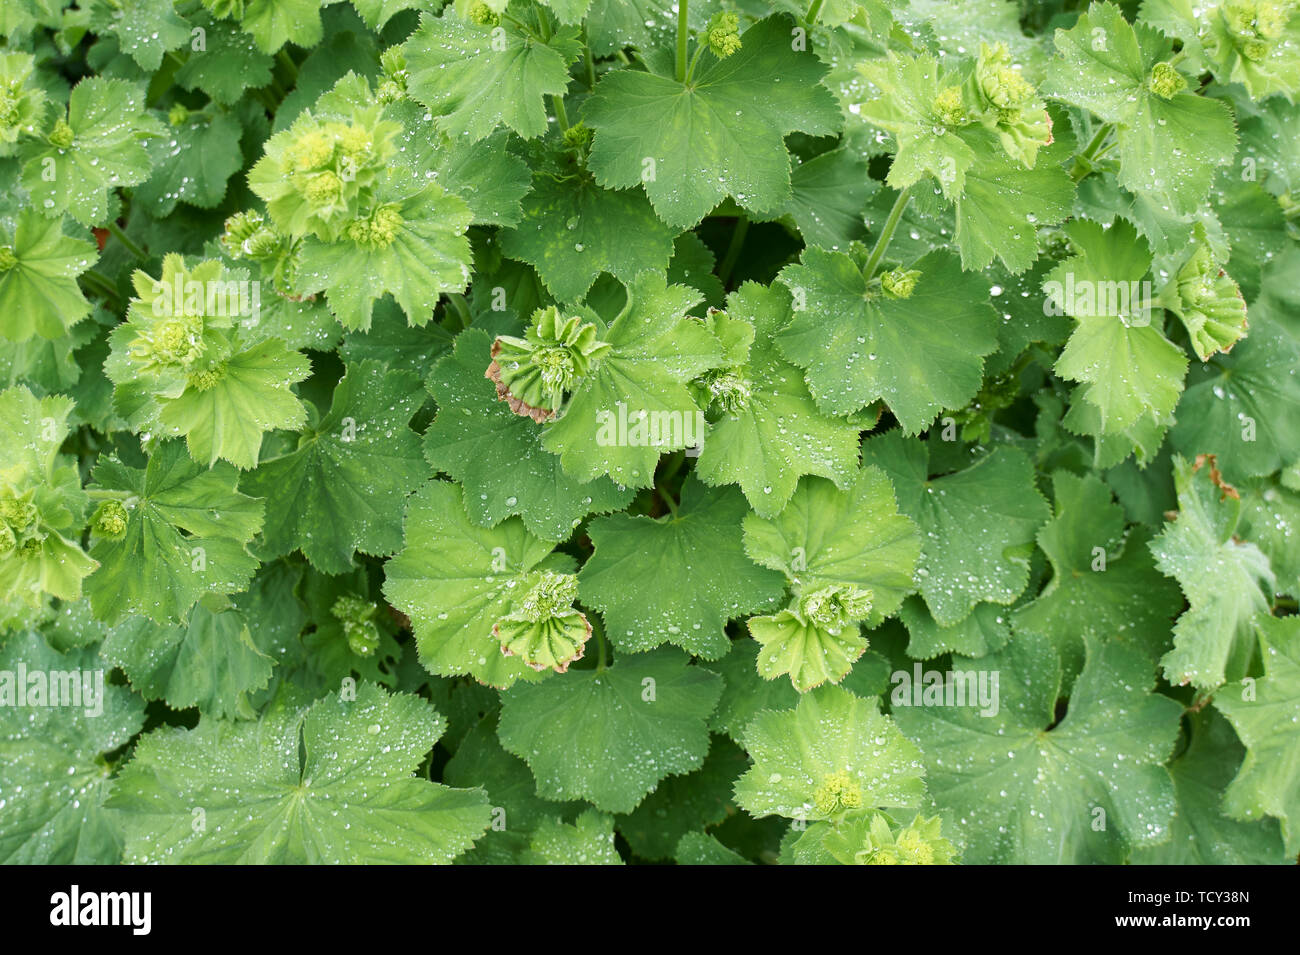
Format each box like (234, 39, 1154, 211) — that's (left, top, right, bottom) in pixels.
(1, 0, 1298, 865)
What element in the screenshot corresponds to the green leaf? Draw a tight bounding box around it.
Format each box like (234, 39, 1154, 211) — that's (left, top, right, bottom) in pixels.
(20, 77, 163, 226)
(1043, 1, 1236, 215)
(1216, 614, 1300, 855)
(694, 282, 864, 518)
(155, 337, 312, 470)
(862, 434, 1049, 626)
(497, 648, 722, 812)
(0, 632, 145, 863)
(1013, 471, 1180, 679)
(756, 147, 876, 250)
(134, 108, 244, 216)
(894, 631, 1182, 863)
(744, 465, 921, 623)
(525, 809, 623, 864)
(387, 102, 532, 227)
(579, 476, 786, 660)
(675, 830, 752, 865)
(582, 15, 842, 228)
(244, 361, 427, 573)
(777, 248, 999, 430)
(700, 638, 801, 743)
(733, 685, 926, 820)
(900, 598, 1010, 660)
(0, 207, 97, 341)
(1171, 281, 1300, 483)
(1151, 455, 1274, 690)
(853, 52, 979, 201)
(297, 179, 473, 331)
(382, 480, 557, 688)
(499, 165, 679, 304)
(1133, 709, 1287, 865)
(424, 328, 633, 541)
(88, 0, 191, 71)
(1049, 218, 1188, 433)
(174, 14, 275, 105)
(102, 597, 274, 720)
(0, 386, 96, 605)
(86, 441, 265, 626)
(238, 0, 325, 54)
(109, 683, 492, 863)
(954, 131, 1075, 273)
(404, 8, 579, 142)
(540, 271, 721, 487)
(616, 735, 746, 860)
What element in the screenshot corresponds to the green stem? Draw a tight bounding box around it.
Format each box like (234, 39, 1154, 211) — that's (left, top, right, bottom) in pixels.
(105, 221, 147, 262)
(595, 626, 608, 673)
(551, 93, 570, 132)
(536, 5, 552, 43)
(501, 12, 530, 34)
(685, 39, 709, 85)
(717, 214, 749, 287)
(676, 0, 690, 82)
(806, 0, 826, 26)
(276, 49, 298, 85)
(1070, 122, 1115, 182)
(80, 268, 120, 302)
(252, 86, 279, 114)
(863, 186, 912, 280)
(655, 483, 680, 518)
(445, 292, 472, 330)
(582, 30, 597, 88)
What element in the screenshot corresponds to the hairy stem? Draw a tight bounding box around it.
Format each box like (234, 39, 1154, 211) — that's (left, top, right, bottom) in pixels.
(106, 221, 148, 262)
(806, 0, 826, 26)
(276, 49, 298, 86)
(1070, 122, 1115, 182)
(582, 29, 598, 88)
(676, 0, 690, 82)
(551, 94, 570, 132)
(80, 268, 120, 302)
(863, 185, 912, 280)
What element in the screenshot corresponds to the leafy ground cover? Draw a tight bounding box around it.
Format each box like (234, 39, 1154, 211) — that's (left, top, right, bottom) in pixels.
(1, 0, 1298, 865)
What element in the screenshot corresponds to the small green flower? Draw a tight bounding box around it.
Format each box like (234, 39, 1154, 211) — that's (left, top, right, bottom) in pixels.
(1222, 0, 1293, 59)
(797, 584, 873, 632)
(932, 85, 966, 126)
(332, 594, 381, 657)
(881, 267, 921, 299)
(91, 499, 129, 538)
(167, 103, 191, 126)
(493, 571, 591, 673)
(188, 364, 227, 392)
(838, 812, 958, 865)
(48, 116, 74, 149)
(705, 12, 743, 58)
(1148, 61, 1188, 99)
(469, 1, 500, 26)
(563, 120, 593, 154)
(814, 770, 863, 816)
(345, 203, 405, 249)
(704, 369, 753, 413)
(377, 50, 409, 105)
(0, 493, 38, 532)
(490, 307, 612, 418)
(976, 43, 1036, 110)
